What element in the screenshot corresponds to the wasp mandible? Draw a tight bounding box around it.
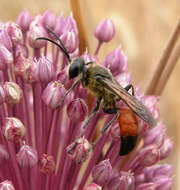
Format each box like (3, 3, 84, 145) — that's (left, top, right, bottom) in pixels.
(37, 26, 156, 155)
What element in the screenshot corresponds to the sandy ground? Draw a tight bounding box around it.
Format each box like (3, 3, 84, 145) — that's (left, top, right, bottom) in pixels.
(0, 0, 179, 189)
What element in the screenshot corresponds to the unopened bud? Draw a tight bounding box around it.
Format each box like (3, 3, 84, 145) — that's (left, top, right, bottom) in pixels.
(17, 9, 32, 32)
(159, 137, 173, 160)
(103, 48, 128, 75)
(138, 144, 159, 167)
(143, 122, 165, 147)
(4, 82, 22, 104)
(60, 31, 78, 53)
(66, 137, 91, 164)
(0, 45, 13, 70)
(4, 117, 26, 142)
(153, 176, 172, 190)
(107, 171, 135, 190)
(34, 57, 55, 84)
(14, 43, 28, 58)
(0, 29, 12, 51)
(92, 159, 113, 186)
(28, 25, 47, 48)
(94, 18, 115, 43)
(54, 15, 65, 36)
(41, 10, 56, 29)
(16, 144, 38, 167)
(6, 22, 23, 45)
(0, 180, 15, 190)
(142, 96, 159, 120)
(67, 98, 88, 122)
(154, 164, 173, 177)
(83, 183, 102, 190)
(38, 154, 55, 175)
(42, 81, 66, 109)
(135, 182, 157, 190)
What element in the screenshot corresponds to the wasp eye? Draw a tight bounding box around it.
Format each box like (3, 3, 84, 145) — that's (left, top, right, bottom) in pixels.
(69, 58, 85, 79)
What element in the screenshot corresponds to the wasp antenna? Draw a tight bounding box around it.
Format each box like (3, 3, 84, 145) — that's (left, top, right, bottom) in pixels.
(36, 37, 71, 63)
(45, 26, 71, 61)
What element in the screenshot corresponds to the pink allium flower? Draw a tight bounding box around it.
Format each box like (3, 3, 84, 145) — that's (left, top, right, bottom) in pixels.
(0, 9, 173, 190)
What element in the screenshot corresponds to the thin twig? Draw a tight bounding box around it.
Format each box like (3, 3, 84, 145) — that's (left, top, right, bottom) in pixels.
(70, 0, 90, 54)
(153, 42, 180, 96)
(146, 17, 180, 95)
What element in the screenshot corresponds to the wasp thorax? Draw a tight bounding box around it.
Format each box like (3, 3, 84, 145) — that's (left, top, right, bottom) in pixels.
(69, 58, 85, 79)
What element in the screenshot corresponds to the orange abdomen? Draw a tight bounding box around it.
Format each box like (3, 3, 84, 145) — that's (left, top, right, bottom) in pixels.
(118, 107, 138, 137)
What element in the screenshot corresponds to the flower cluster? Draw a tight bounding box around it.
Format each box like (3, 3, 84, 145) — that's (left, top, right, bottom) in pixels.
(0, 10, 173, 190)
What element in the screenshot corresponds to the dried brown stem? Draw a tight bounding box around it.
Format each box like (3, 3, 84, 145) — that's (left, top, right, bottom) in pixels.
(153, 42, 180, 95)
(70, 0, 90, 54)
(146, 17, 180, 95)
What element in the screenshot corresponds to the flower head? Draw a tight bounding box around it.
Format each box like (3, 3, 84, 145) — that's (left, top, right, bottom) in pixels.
(0, 9, 173, 190)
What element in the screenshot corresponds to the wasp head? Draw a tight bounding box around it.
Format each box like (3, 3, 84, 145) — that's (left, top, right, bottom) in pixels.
(69, 58, 85, 79)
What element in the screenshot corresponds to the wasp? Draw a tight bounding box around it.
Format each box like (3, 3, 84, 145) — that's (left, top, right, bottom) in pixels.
(37, 26, 156, 155)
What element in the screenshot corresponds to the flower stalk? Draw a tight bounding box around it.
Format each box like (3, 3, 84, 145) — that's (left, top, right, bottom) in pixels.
(146, 16, 180, 96)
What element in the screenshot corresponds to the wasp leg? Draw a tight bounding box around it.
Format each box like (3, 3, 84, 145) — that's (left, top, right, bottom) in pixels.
(124, 84, 135, 96)
(57, 78, 81, 108)
(81, 96, 102, 131)
(68, 97, 102, 154)
(92, 110, 120, 147)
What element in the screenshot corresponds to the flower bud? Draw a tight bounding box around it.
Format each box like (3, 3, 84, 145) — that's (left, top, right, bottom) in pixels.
(153, 176, 172, 190)
(67, 98, 88, 122)
(42, 81, 66, 109)
(4, 82, 22, 104)
(83, 183, 102, 190)
(0, 144, 9, 163)
(41, 10, 56, 29)
(0, 45, 13, 70)
(6, 22, 23, 45)
(138, 144, 159, 167)
(16, 144, 38, 167)
(143, 122, 165, 147)
(142, 96, 159, 120)
(107, 171, 135, 190)
(28, 25, 47, 48)
(115, 72, 132, 88)
(159, 137, 173, 160)
(17, 9, 32, 32)
(103, 48, 128, 75)
(154, 164, 173, 177)
(0, 84, 5, 104)
(92, 159, 113, 186)
(38, 154, 55, 175)
(54, 15, 65, 36)
(94, 18, 115, 43)
(14, 56, 37, 83)
(60, 31, 78, 53)
(14, 43, 28, 58)
(4, 117, 26, 142)
(34, 57, 55, 84)
(135, 182, 157, 190)
(135, 173, 145, 185)
(0, 29, 12, 51)
(63, 14, 78, 35)
(66, 137, 91, 164)
(0, 180, 15, 190)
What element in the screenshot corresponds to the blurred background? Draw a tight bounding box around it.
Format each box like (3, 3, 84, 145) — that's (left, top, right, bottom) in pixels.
(0, 0, 179, 188)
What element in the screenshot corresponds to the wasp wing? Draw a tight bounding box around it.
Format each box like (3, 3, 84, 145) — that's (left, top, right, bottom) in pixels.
(98, 77, 156, 127)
